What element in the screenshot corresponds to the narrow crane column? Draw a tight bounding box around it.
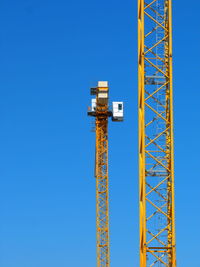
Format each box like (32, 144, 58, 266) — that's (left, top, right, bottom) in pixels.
(88, 81, 123, 267)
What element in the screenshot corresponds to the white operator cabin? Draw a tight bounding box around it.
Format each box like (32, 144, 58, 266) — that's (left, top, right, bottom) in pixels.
(112, 102, 123, 121)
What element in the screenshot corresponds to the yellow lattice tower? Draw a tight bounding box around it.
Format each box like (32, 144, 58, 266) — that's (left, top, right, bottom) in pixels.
(138, 0, 176, 266)
(88, 82, 123, 267)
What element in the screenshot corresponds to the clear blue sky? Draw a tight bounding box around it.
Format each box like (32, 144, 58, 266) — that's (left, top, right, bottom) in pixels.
(0, 0, 199, 266)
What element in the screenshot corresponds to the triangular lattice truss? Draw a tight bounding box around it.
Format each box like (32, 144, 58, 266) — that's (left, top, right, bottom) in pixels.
(138, 0, 176, 266)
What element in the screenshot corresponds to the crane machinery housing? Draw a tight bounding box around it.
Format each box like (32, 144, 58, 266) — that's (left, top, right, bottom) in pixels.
(88, 81, 123, 267)
(138, 0, 177, 266)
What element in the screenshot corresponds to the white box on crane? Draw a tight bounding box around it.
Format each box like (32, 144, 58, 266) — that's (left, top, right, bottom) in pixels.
(91, 98, 96, 111)
(98, 81, 108, 88)
(112, 102, 124, 121)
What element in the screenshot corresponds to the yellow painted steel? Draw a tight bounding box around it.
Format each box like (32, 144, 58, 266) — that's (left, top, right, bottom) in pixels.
(89, 85, 110, 267)
(95, 115, 110, 267)
(138, 0, 176, 266)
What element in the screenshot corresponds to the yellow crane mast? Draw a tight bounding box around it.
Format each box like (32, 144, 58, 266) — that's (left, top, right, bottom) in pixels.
(88, 81, 123, 267)
(138, 0, 176, 266)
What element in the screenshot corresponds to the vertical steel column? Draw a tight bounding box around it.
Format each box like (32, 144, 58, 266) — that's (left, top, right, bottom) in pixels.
(86, 84, 111, 267)
(138, 0, 176, 266)
(138, 0, 146, 266)
(88, 82, 123, 267)
(95, 107, 110, 267)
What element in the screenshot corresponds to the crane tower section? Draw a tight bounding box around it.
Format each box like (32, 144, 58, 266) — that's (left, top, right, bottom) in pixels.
(138, 0, 176, 266)
(88, 81, 123, 267)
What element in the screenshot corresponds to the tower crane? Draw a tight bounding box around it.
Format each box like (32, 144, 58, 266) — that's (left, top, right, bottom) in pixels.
(138, 0, 176, 266)
(88, 81, 123, 267)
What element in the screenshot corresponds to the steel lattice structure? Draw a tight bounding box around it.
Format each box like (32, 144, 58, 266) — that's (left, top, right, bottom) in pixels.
(95, 112, 110, 267)
(88, 83, 111, 267)
(88, 82, 123, 267)
(138, 0, 176, 266)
